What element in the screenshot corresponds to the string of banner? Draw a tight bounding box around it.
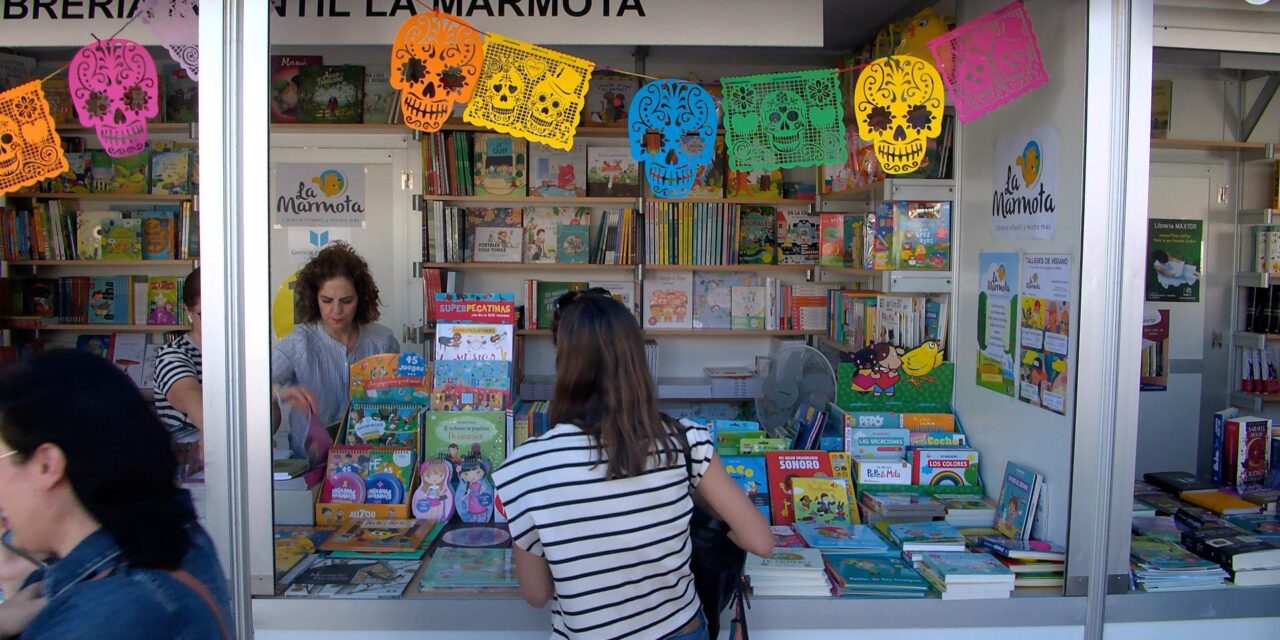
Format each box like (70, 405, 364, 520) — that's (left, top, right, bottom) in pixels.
(0, 0, 1046, 199)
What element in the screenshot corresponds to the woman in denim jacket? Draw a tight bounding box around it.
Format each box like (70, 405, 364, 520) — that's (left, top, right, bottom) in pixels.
(0, 350, 233, 639)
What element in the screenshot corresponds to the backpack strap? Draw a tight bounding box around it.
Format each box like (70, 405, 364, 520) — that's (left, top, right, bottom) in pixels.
(169, 569, 231, 640)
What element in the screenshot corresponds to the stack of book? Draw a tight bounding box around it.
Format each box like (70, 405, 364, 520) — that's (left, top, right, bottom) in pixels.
(936, 494, 998, 527)
(884, 520, 967, 556)
(1181, 526, 1280, 587)
(792, 522, 894, 556)
(744, 548, 832, 597)
(859, 491, 944, 525)
(824, 555, 930, 598)
(1129, 537, 1229, 592)
(414, 548, 518, 593)
(914, 552, 1015, 600)
(1130, 516, 1183, 542)
(978, 537, 1066, 588)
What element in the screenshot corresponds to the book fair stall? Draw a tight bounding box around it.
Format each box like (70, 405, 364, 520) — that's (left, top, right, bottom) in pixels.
(0, 0, 1278, 638)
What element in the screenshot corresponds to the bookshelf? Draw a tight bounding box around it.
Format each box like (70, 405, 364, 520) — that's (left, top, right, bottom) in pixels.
(39, 324, 191, 332)
(1228, 139, 1280, 407)
(1150, 138, 1268, 151)
(10, 192, 194, 202)
(423, 195, 636, 204)
(7, 259, 197, 267)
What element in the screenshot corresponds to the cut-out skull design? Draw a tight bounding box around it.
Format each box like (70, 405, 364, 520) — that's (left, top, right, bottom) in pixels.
(854, 55, 944, 174)
(628, 80, 717, 198)
(487, 65, 523, 125)
(139, 0, 199, 80)
(0, 81, 68, 194)
(925, 0, 1047, 123)
(527, 67, 583, 137)
(69, 39, 160, 158)
(390, 12, 484, 133)
(759, 89, 806, 154)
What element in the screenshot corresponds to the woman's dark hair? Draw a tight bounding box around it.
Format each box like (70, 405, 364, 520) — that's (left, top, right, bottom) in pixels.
(0, 350, 191, 569)
(182, 268, 200, 310)
(1152, 249, 1169, 263)
(550, 287, 612, 343)
(549, 294, 678, 479)
(295, 241, 381, 325)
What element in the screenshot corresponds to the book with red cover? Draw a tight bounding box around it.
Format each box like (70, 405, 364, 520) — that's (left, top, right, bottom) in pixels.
(765, 451, 842, 526)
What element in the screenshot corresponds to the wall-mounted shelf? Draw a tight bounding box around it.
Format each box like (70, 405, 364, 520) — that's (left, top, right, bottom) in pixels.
(1232, 331, 1280, 349)
(6, 259, 197, 267)
(56, 123, 195, 135)
(1239, 209, 1279, 226)
(818, 336, 858, 353)
(1235, 271, 1273, 288)
(35, 324, 190, 332)
(421, 262, 634, 271)
(8, 192, 194, 202)
(1150, 138, 1267, 151)
(643, 263, 812, 272)
(271, 123, 410, 135)
(822, 178, 955, 203)
(1229, 390, 1280, 412)
(649, 197, 814, 205)
(422, 195, 636, 204)
(821, 266, 881, 277)
(423, 326, 819, 338)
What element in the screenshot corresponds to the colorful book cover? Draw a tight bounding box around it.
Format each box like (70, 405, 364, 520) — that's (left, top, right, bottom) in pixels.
(770, 524, 806, 548)
(557, 224, 590, 264)
(730, 286, 766, 330)
(145, 276, 181, 325)
(865, 201, 895, 270)
(1129, 538, 1219, 571)
(473, 134, 529, 197)
(529, 144, 587, 197)
(740, 437, 788, 454)
(775, 209, 819, 264)
(886, 521, 965, 547)
(737, 205, 778, 264)
(1235, 417, 1272, 491)
(846, 428, 909, 459)
(149, 151, 191, 195)
(87, 276, 131, 324)
(533, 281, 587, 330)
(587, 279, 637, 317)
(692, 271, 755, 329)
(345, 403, 423, 450)
(271, 55, 323, 123)
(915, 552, 1014, 582)
(141, 211, 175, 260)
(586, 147, 641, 197)
(764, 451, 840, 526)
(911, 448, 981, 486)
(110, 153, 149, 194)
(722, 456, 771, 521)
(581, 73, 636, 126)
(423, 411, 508, 470)
(101, 218, 142, 260)
(274, 526, 334, 584)
(726, 167, 782, 200)
(825, 555, 929, 591)
(363, 65, 394, 125)
(418, 548, 516, 589)
(744, 547, 824, 573)
(364, 447, 415, 506)
(58, 152, 95, 193)
(794, 523, 892, 552)
(75, 334, 112, 358)
(995, 462, 1042, 541)
(688, 137, 726, 198)
(791, 477, 851, 525)
(320, 445, 373, 504)
(298, 65, 365, 124)
(89, 151, 115, 192)
(842, 213, 866, 268)
(464, 208, 522, 263)
(163, 66, 198, 123)
(320, 519, 433, 554)
(41, 75, 75, 124)
(819, 213, 847, 266)
(894, 201, 951, 270)
(643, 270, 694, 330)
(109, 333, 147, 386)
(523, 206, 590, 263)
(282, 558, 419, 598)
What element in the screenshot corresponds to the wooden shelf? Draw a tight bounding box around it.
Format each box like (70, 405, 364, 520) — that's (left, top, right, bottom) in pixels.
(8, 192, 194, 202)
(271, 123, 410, 134)
(1150, 138, 1267, 151)
(1239, 209, 1279, 226)
(6, 259, 196, 267)
(57, 123, 194, 135)
(643, 263, 812, 272)
(421, 262, 633, 270)
(35, 324, 190, 332)
(822, 266, 881, 277)
(1233, 331, 1280, 349)
(650, 197, 814, 205)
(1230, 389, 1280, 412)
(425, 326, 818, 337)
(823, 182, 884, 200)
(422, 195, 636, 204)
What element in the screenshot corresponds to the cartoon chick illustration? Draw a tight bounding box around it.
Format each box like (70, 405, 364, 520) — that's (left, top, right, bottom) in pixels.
(1016, 140, 1042, 187)
(901, 339, 944, 385)
(311, 170, 346, 197)
(899, 7, 953, 68)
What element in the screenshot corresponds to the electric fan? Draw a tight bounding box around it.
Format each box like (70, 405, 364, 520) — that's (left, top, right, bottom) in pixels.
(754, 341, 837, 439)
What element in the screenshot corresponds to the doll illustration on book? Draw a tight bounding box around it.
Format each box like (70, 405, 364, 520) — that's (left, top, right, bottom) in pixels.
(412, 457, 455, 523)
(454, 456, 495, 523)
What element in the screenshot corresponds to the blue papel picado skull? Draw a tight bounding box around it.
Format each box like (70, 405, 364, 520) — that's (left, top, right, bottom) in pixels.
(628, 80, 718, 198)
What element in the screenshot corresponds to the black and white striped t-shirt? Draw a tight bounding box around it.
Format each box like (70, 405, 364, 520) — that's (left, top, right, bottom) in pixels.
(152, 333, 201, 440)
(492, 421, 714, 640)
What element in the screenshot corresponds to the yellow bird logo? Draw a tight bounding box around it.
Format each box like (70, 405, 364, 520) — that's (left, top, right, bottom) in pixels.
(311, 170, 347, 197)
(901, 340, 944, 385)
(1016, 140, 1042, 187)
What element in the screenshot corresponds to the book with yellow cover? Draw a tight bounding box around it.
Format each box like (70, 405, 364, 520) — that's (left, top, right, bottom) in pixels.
(791, 477, 852, 525)
(1179, 490, 1264, 515)
(319, 519, 436, 554)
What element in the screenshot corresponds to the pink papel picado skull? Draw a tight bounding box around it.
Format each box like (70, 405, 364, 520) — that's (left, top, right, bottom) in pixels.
(139, 0, 200, 80)
(390, 12, 484, 133)
(69, 39, 160, 158)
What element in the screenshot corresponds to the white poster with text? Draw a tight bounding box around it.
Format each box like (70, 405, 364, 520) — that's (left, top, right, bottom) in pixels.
(992, 125, 1058, 240)
(274, 163, 367, 227)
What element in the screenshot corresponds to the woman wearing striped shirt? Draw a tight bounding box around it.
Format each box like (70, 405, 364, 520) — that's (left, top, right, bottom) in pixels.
(493, 293, 772, 640)
(153, 269, 204, 438)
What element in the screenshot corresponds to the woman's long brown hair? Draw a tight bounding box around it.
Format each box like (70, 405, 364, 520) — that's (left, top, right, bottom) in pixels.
(549, 294, 679, 479)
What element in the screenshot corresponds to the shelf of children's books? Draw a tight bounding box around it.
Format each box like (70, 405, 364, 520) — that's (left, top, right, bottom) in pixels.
(642, 263, 813, 272)
(270, 123, 410, 135)
(1150, 138, 1267, 152)
(1239, 209, 1280, 225)
(822, 182, 884, 200)
(645, 329, 822, 337)
(6, 259, 197, 267)
(422, 195, 637, 204)
(421, 262, 634, 270)
(1232, 331, 1280, 349)
(652, 197, 815, 206)
(34, 324, 191, 332)
(1236, 271, 1274, 288)
(820, 266, 882, 277)
(822, 178, 955, 203)
(1229, 389, 1280, 412)
(56, 123, 195, 135)
(8, 192, 194, 202)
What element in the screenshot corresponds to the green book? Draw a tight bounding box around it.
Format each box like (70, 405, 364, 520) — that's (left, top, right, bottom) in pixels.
(298, 65, 365, 124)
(423, 411, 508, 469)
(534, 281, 586, 330)
(100, 218, 142, 260)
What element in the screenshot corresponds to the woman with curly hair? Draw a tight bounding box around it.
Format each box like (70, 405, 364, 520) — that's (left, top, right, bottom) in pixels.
(272, 242, 399, 456)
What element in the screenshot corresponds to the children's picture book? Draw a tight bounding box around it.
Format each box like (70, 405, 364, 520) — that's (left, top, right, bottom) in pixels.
(141, 211, 175, 260)
(320, 519, 434, 554)
(108, 333, 148, 387)
(865, 202, 895, 270)
(558, 224, 590, 264)
(88, 276, 130, 324)
(432, 360, 511, 412)
(150, 151, 191, 195)
(523, 206, 591, 263)
(344, 403, 423, 450)
(737, 205, 778, 264)
(41, 75, 75, 125)
(744, 547, 825, 573)
(101, 219, 142, 261)
(995, 461, 1044, 542)
(271, 55, 323, 123)
(688, 137, 726, 198)
(692, 271, 755, 329)
(418, 548, 517, 590)
(895, 201, 951, 270)
(298, 65, 365, 124)
(825, 555, 929, 594)
(726, 167, 782, 200)
(790, 476, 852, 525)
(842, 214, 866, 268)
(473, 134, 529, 197)
(819, 213, 848, 266)
(532, 281, 587, 330)
(110, 154, 149, 194)
(89, 151, 114, 192)
(763, 451, 843, 527)
(465, 208, 523, 263)
(274, 526, 334, 585)
(770, 524, 807, 548)
(145, 276, 180, 325)
(363, 65, 394, 125)
(586, 147, 641, 197)
(163, 66, 198, 123)
(58, 152, 94, 193)
(886, 521, 966, 551)
(722, 455, 771, 521)
(730, 285, 766, 330)
(643, 270, 694, 330)
(282, 558, 420, 598)
(423, 411, 508, 471)
(911, 448, 981, 486)
(529, 144, 587, 197)
(794, 523, 892, 553)
(581, 73, 636, 126)
(76, 334, 112, 358)
(776, 209, 819, 264)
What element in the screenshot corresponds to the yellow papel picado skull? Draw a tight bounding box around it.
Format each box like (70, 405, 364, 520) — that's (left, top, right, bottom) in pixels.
(390, 12, 484, 133)
(854, 55, 945, 174)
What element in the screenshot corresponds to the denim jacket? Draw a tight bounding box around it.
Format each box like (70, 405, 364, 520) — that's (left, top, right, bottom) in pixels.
(19, 493, 233, 639)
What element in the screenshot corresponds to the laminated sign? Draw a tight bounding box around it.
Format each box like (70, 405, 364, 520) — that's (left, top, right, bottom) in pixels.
(0, 81, 68, 195)
(853, 55, 945, 175)
(628, 80, 718, 198)
(463, 33, 594, 151)
(926, 0, 1048, 123)
(721, 68, 846, 171)
(139, 0, 200, 80)
(69, 38, 160, 158)
(390, 12, 485, 133)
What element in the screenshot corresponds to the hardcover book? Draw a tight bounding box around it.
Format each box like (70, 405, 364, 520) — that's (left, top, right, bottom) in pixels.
(995, 462, 1043, 542)
(791, 477, 851, 525)
(298, 65, 365, 124)
(529, 144, 587, 197)
(523, 206, 591, 263)
(692, 271, 755, 330)
(642, 271, 694, 330)
(150, 151, 191, 195)
(865, 201, 895, 270)
(557, 224, 590, 264)
(417, 548, 516, 590)
(145, 276, 180, 325)
(163, 66, 198, 123)
(87, 276, 131, 324)
(775, 209, 819, 264)
(282, 558, 419, 598)
(737, 205, 778, 264)
(423, 411, 508, 470)
(110, 153, 149, 194)
(363, 65, 394, 125)
(894, 201, 951, 270)
(586, 147, 641, 197)
(581, 73, 636, 126)
(465, 208, 523, 263)
(473, 134, 529, 197)
(271, 55, 323, 123)
(729, 285, 765, 330)
(141, 211, 175, 260)
(320, 519, 434, 554)
(793, 523, 892, 553)
(101, 219, 142, 261)
(726, 167, 782, 200)
(687, 137, 727, 198)
(764, 451, 843, 527)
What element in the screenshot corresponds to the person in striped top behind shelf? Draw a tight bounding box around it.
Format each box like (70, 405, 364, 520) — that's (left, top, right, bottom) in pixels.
(152, 268, 204, 478)
(493, 292, 772, 640)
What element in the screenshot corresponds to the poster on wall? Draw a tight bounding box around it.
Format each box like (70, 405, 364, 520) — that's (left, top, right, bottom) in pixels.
(991, 125, 1058, 240)
(976, 251, 1020, 398)
(274, 163, 367, 227)
(1145, 219, 1202, 303)
(1140, 308, 1170, 392)
(1018, 253, 1071, 415)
